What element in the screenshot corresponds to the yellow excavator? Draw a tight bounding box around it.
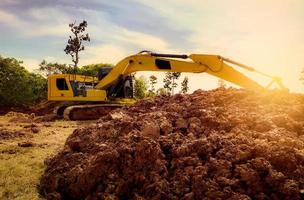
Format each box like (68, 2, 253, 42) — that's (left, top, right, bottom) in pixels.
(48, 51, 286, 120)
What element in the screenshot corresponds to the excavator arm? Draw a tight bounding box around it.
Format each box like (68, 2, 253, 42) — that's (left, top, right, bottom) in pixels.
(95, 51, 285, 91)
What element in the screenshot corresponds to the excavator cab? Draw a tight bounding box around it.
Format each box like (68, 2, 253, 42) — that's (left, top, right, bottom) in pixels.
(48, 74, 107, 101)
(97, 67, 113, 80)
(48, 69, 134, 102)
(97, 67, 134, 98)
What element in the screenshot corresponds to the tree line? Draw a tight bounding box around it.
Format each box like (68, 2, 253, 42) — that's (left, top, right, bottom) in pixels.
(134, 73, 189, 99)
(0, 56, 47, 107)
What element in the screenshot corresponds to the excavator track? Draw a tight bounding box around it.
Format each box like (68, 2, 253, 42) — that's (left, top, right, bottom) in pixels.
(63, 104, 124, 120)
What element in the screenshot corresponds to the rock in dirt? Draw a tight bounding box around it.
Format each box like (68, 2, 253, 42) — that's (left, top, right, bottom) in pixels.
(42, 122, 52, 127)
(23, 123, 38, 128)
(31, 127, 40, 133)
(34, 114, 60, 122)
(23, 123, 40, 133)
(39, 88, 304, 200)
(18, 141, 34, 147)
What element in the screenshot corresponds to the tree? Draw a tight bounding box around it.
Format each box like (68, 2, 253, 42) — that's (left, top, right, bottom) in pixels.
(39, 61, 113, 77)
(79, 63, 113, 76)
(28, 73, 48, 103)
(163, 72, 181, 95)
(163, 73, 172, 93)
(64, 20, 90, 69)
(148, 75, 157, 94)
(217, 79, 226, 88)
(157, 88, 169, 95)
(171, 72, 181, 95)
(0, 56, 47, 106)
(38, 60, 71, 76)
(180, 76, 189, 94)
(134, 76, 148, 99)
(300, 69, 304, 84)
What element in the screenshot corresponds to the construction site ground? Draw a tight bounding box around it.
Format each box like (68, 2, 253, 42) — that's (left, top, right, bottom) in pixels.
(0, 113, 96, 200)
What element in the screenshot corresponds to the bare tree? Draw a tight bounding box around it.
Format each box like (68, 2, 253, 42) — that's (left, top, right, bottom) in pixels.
(180, 76, 189, 94)
(64, 20, 90, 69)
(217, 79, 226, 88)
(163, 72, 181, 95)
(149, 75, 157, 94)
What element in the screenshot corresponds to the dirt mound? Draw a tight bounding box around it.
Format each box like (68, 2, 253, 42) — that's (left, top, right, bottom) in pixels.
(0, 101, 60, 116)
(0, 106, 32, 115)
(5, 111, 59, 123)
(39, 88, 304, 200)
(30, 101, 61, 116)
(7, 112, 35, 123)
(5, 111, 32, 118)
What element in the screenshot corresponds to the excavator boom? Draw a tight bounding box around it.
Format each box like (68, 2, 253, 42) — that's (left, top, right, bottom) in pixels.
(95, 51, 284, 91)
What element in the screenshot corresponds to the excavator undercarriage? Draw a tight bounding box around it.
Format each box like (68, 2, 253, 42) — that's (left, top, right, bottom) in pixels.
(54, 99, 134, 121)
(57, 104, 123, 121)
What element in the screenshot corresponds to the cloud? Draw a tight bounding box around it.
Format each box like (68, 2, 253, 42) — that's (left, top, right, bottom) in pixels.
(81, 45, 128, 65)
(0, 0, 191, 48)
(22, 58, 40, 72)
(81, 28, 174, 65)
(80, 26, 178, 66)
(83, 0, 191, 48)
(28, 7, 71, 23)
(0, 10, 25, 28)
(0, 0, 19, 6)
(0, 8, 70, 38)
(114, 29, 173, 53)
(26, 24, 69, 37)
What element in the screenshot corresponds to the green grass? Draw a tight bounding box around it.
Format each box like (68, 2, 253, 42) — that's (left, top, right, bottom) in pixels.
(0, 149, 46, 200)
(0, 119, 79, 200)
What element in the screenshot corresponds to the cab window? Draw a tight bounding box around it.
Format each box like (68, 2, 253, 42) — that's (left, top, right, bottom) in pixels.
(56, 78, 69, 90)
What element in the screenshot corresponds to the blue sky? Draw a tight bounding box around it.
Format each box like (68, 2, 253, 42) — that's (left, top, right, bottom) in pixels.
(0, 0, 303, 92)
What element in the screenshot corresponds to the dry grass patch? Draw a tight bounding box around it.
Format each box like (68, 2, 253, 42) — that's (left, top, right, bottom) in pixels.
(0, 116, 91, 200)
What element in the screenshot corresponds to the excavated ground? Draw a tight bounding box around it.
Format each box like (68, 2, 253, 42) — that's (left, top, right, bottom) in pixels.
(39, 88, 304, 200)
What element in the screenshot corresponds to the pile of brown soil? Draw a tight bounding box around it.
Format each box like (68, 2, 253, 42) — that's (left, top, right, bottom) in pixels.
(0, 105, 32, 115)
(6, 112, 35, 123)
(30, 101, 61, 116)
(0, 101, 60, 116)
(5, 110, 59, 123)
(39, 88, 304, 200)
